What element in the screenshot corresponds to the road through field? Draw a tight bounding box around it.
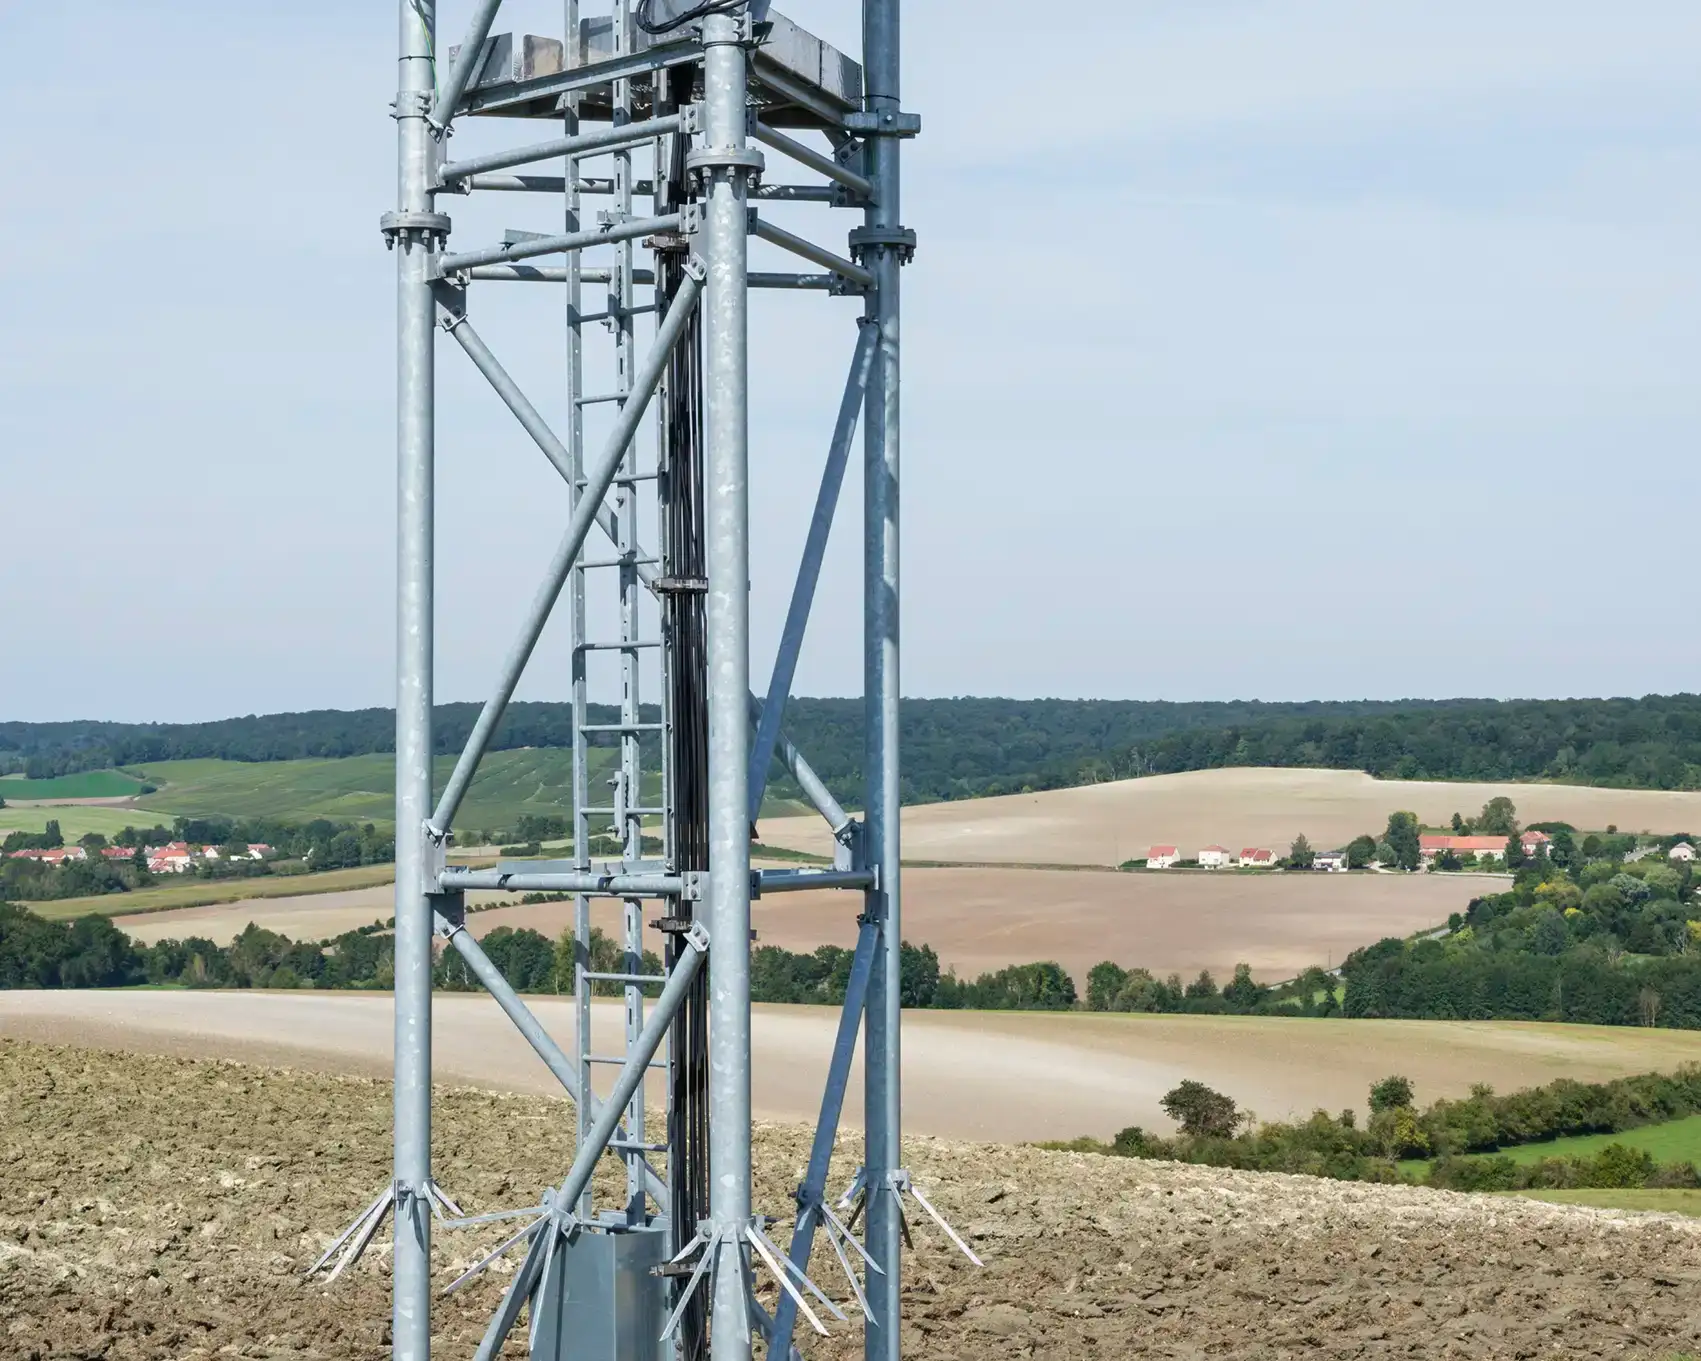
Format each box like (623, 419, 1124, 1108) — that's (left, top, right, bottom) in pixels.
(5, 989, 1701, 1143)
(757, 767, 1701, 866)
(111, 867, 1477, 982)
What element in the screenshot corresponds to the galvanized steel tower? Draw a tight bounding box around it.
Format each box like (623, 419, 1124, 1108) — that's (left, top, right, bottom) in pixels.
(328, 2, 955, 1357)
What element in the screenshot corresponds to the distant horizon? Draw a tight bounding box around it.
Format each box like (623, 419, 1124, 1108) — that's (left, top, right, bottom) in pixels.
(4, 689, 1698, 732)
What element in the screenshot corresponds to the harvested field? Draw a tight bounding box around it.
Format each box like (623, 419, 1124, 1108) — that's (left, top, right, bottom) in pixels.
(462, 867, 1475, 984)
(109, 885, 510, 944)
(37, 866, 404, 923)
(757, 766, 1701, 866)
(5, 1039, 1701, 1361)
(111, 868, 1474, 984)
(6, 991, 1701, 1142)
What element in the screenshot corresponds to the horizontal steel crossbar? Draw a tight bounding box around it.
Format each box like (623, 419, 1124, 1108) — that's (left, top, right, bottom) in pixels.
(756, 869, 876, 894)
(438, 112, 683, 183)
(748, 213, 874, 289)
(438, 213, 683, 276)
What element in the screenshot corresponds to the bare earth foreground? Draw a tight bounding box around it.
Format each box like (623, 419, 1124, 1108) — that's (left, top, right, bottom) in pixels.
(757, 767, 1701, 867)
(112, 870, 1476, 985)
(5, 1041, 1701, 1361)
(6, 991, 1701, 1142)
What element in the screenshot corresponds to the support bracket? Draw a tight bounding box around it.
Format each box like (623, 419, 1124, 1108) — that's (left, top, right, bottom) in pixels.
(843, 109, 921, 138)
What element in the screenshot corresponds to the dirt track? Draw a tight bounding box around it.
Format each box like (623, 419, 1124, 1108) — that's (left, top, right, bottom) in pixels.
(4, 1040, 1701, 1361)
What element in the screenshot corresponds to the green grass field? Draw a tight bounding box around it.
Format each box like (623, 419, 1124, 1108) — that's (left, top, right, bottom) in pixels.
(127, 750, 640, 833)
(1510, 1187, 1701, 1217)
(1486, 1114, 1701, 1166)
(0, 805, 154, 841)
(0, 770, 147, 800)
(123, 751, 800, 831)
(27, 864, 397, 921)
(1400, 1114, 1701, 1181)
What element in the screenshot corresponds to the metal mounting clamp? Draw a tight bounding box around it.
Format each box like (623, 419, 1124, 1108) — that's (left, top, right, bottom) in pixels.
(843, 109, 921, 138)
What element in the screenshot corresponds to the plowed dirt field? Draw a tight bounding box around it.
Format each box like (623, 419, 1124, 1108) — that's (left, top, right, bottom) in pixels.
(5, 1040, 1701, 1360)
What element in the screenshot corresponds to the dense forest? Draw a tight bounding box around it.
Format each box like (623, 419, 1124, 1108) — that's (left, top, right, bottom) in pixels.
(7, 693, 1701, 801)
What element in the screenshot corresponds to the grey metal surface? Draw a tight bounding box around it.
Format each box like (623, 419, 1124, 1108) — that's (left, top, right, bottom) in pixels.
(531, 1224, 670, 1361)
(700, 12, 755, 1361)
(862, 0, 907, 1356)
(390, 3, 437, 1360)
(379, 6, 910, 1357)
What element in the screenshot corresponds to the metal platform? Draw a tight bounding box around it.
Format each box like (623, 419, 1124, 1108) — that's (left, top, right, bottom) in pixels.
(450, 12, 860, 127)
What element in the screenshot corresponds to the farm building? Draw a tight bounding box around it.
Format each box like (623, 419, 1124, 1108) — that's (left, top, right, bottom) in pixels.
(1420, 829, 1553, 864)
(1670, 842, 1695, 862)
(6, 846, 88, 864)
(1239, 847, 1277, 868)
(1197, 845, 1232, 869)
(1146, 845, 1179, 869)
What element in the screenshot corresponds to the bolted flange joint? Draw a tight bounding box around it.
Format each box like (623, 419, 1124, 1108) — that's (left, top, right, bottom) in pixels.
(684, 145, 765, 194)
(380, 210, 451, 251)
(848, 224, 917, 266)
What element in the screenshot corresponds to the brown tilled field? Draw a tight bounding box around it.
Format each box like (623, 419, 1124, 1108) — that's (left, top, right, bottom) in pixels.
(756, 767, 1701, 867)
(4, 1040, 1701, 1361)
(7, 991, 1701, 1143)
(112, 868, 1474, 986)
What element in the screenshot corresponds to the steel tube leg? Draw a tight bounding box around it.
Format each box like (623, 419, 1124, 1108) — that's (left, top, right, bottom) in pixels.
(701, 11, 755, 1361)
(391, 1, 439, 1357)
(862, 1, 904, 1358)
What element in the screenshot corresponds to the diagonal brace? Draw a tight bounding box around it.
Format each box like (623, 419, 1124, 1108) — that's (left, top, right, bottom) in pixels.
(433, 909, 667, 1205)
(769, 917, 880, 1360)
(429, 262, 703, 836)
(440, 294, 853, 840)
(428, 0, 505, 134)
(747, 322, 876, 823)
(471, 925, 710, 1361)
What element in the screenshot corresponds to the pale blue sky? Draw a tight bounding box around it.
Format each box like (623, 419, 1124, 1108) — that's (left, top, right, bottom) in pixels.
(2, 2, 1697, 722)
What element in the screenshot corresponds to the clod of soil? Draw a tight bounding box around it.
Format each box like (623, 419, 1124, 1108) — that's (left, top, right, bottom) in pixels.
(3, 1038, 1700, 1360)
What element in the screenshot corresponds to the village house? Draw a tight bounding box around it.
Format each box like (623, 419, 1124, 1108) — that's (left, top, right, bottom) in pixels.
(1420, 829, 1554, 865)
(1146, 845, 1179, 869)
(1669, 842, 1695, 863)
(100, 846, 137, 861)
(1197, 845, 1232, 869)
(145, 841, 199, 874)
(1239, 847, 1277, 868)
(7, 846, 88, 865)
(1314, 849, 1349, 872)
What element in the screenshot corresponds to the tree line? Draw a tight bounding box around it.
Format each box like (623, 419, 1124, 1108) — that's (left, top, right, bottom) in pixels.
(1053, 1066, 1701, 1193)
(12, 694, 1701, 800)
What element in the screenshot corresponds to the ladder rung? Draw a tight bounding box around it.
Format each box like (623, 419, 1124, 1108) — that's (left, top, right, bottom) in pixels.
(579, 303, 660, 324)
(579, 555, 661, 570)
